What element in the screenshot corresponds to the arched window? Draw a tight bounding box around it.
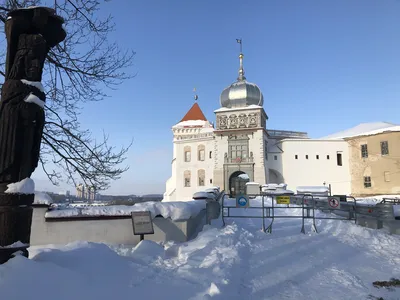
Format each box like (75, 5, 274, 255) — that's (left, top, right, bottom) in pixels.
(184, 146, 191, 162)
(198, 169, 205, 186)
(184, 170, 191, 187)
(198, 145, 205, 161)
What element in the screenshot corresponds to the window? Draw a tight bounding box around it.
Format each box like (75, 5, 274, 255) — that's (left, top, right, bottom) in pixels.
(209, 151, 212, 159)
(265, 144, 268, 160)
(364, 176, 371, 188)
(361, 144, 368, 158)
(381, 141, 389, 155)
(327, 155, 330, 160)
(185, 151, 191, 162)
(198, 145, 205, 161)
(316, 155, 319, 159)
(305, 155, 309, 159)
(337, 152, 342, 166)
(295, 155, 298, 159)
(228, 136, 249, 162)
(274, 155, 277, 160)
(184, 146, 191, 162)
(384, 171, 390, 182)
(184, 170, 191, 187)
(210, 179, 212, 184)
(199, 150, 205, 161)
(198, 169, 205, 186)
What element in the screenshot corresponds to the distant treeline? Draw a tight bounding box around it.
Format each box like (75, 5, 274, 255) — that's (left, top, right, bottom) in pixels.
(43, 192, 163, 204)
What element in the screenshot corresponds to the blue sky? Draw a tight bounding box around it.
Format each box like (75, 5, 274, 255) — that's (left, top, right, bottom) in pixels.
(33, 0, 400, 195)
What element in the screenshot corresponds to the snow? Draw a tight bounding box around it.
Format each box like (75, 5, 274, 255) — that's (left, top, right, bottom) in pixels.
(33, 192, 53, 205)
(296, 186, 329, 194)
(322, 122, 399, 140)
(246, 182, 260, 186)
(192, 191, 212, 199)
(45, 200, 207, 221)
(214, 104, 263, 112)
(173, 120, 210, 128)
(238, 173, 250, 180)
(21, 79, 44, 92)
(5, 178, 35, 194)
(262, 183, 287, 190)
(2, 197, 400, 300)
(24, 93, 45, 108)
(0, 241, 28, 249)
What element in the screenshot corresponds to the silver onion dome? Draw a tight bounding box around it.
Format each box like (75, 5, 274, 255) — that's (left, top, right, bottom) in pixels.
(220, 53, 264, 108)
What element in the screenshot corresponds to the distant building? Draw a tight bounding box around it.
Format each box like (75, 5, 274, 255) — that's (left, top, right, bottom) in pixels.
(76, 184, 85, 199)
(85, 186, 96, 201)
(76, 184, 97, 201)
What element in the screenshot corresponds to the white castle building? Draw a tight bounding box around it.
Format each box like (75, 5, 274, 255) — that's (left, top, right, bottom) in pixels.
(164, 50, 351, 201)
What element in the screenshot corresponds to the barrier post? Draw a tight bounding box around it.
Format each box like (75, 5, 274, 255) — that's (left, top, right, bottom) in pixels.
(311, 195, 318, 233)
(266, 194, 274, 233)
(261, 194, 266, 232)
(301, 195, 306, 234)
(221, 194, 226, 227)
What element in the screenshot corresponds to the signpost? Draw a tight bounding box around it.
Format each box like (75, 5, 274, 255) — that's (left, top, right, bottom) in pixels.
(276, 196, 291, 205)
(236, 194, 249, 208)
(328, 196, 341, 209)
(131, 211, 154, 241)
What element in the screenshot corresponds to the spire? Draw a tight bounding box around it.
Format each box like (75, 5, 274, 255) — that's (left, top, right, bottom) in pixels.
(180, 102, 207, 122)
(236, 38, 246, 81)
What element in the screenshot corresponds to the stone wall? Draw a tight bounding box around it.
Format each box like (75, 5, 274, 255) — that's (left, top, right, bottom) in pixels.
(30, 205, 206, 246)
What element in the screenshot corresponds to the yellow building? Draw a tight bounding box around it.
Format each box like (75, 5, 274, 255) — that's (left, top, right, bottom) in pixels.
(324, 122, 400, 196)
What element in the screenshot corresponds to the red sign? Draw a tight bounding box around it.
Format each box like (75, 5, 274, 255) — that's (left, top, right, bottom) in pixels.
(328, 197, 340, 209)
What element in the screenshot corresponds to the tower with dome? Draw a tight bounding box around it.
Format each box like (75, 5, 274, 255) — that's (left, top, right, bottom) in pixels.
(164, 44, 270, 200)
(213, 48, 269, 196)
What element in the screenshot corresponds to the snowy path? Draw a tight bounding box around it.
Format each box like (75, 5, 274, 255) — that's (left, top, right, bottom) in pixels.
(221, 215, 400, 300)
(1, 202, 400, 299)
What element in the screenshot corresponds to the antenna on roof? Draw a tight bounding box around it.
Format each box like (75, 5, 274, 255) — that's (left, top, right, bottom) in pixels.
(193, 87, 198, 101)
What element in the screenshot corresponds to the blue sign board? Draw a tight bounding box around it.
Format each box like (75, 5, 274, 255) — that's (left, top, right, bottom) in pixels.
(236, 194, 249, 208)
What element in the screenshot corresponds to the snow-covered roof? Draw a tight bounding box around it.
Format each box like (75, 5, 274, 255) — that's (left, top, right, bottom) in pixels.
(214, 104, 262, 113)
(173, 120, 210, 128)
(321, 122, 399, 140)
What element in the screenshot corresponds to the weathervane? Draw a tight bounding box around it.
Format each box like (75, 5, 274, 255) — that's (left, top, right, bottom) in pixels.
(236, 38, 243, 53)
(193, 87, 198, 101)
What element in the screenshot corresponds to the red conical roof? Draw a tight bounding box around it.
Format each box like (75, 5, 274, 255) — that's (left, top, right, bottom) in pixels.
(180, 102, 207, 122)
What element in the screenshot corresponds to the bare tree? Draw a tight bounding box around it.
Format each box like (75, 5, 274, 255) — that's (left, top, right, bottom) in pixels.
(0, 0, 135, 190)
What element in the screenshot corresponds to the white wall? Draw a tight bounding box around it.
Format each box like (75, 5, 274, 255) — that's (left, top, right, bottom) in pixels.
(280, 139, 351, 195)
(251, 129, 268, 185)
(174, 138, 214, 200)
(164, 122, 215, 201)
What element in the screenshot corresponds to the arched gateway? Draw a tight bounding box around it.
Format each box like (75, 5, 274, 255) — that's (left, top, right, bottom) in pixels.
(229, 171, 249, 197)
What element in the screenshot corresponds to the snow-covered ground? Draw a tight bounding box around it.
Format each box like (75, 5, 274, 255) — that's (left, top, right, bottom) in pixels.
(1, 197, 399, 299)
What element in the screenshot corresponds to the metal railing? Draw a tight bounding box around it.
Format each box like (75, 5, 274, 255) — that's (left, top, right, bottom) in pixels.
(380, 197, 400, 205)
(267, 129, 308, 139)
(221, 193, 398, 234)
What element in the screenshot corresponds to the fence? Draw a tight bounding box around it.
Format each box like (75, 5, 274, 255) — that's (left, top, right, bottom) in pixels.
(221, 193, 399, 234)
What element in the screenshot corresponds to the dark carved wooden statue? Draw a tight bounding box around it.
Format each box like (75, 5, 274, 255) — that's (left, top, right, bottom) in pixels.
(0, 7, 66, 263)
